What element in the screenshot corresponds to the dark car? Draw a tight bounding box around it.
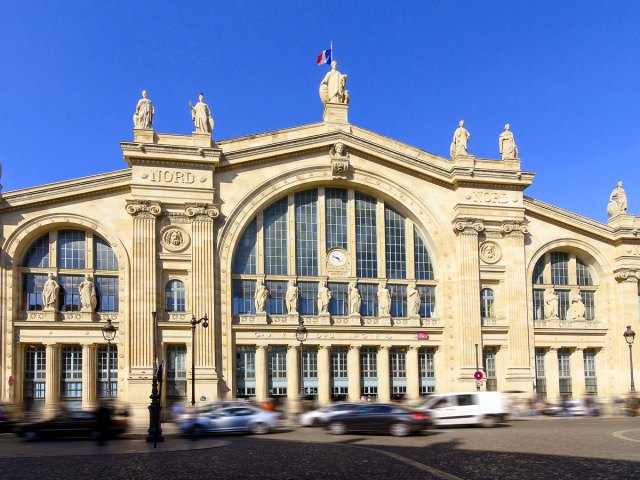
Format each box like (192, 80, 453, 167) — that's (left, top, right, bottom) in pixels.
(16, 410, 128, 441)
(326, 403, 431, 437)
(0, 403, 16, 432)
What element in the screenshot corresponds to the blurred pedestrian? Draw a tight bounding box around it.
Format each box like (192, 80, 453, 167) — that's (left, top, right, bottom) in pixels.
(95, 399, 112, 446)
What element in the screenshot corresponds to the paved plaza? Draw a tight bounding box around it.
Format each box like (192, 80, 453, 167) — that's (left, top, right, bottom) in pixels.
(0, 416, 639, 479)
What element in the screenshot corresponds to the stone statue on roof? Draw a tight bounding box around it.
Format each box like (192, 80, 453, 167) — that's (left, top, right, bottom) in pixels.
(450, 120, 470, 159)
(133, 90, 154, 129)
(189, 93, 214, 134)
(607, 181, 627, 217)
(499, 123, 519, 160)
(319, 61, 349, 105)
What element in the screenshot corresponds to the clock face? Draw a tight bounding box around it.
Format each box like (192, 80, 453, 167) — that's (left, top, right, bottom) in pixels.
(328, 249, 347, 267)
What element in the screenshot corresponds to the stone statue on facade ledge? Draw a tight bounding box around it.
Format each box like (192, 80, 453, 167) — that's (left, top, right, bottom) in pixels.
(79, 274, 98, 312)
(348, 281, 361, 316)
(543, 287, 559, 320)
(133, 90, 154, 129)
(285, 279, 299, 314)
(254, 278, 269, 313)
(450, 120, 470, 159)
(377, 281, 391, 316)
(189, 93, 214, 134)
(317, 279, 332, 314)
(42, 273, 60, 311)
(607, 181, 627, 217)
(499, 123, 519, 160)
(570, 289, 585, 320)
(319, 61, 349, 105)
(407, 281, 421, 317)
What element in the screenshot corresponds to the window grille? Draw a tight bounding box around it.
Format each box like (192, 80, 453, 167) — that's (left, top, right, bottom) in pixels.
(480, 288, 495, 318)
(355, 192, 377, 278)
(295, 190, 318, 276)
(232, 280, 256, 315)
(58, 230, 86, 269)
(414, 230, 434, 280)
(325, 188, 348, 250)
(166, 345, 187, 399)
(97, 345, 118, 397)
(263, 198, 288, 275)
(61, 346, 82, 399)
(384, 206, 406, 279)
(328, 283, 348, 316)
(233, 219, 257, 274)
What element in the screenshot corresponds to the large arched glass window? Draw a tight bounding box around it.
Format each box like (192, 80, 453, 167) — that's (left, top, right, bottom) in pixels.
(231, 187, 437, 319)
(165, 280, 186, 312)
(532, 251, 597, 321)
(21, 230, 119, 313)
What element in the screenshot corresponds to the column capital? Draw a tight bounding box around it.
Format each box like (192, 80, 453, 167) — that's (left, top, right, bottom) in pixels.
(614, 268, 640, 283)
(349, 345, 361, 351)
(287, 344, 299, 351)
(185, 203, 220, 222)
(501, 220, 529, 237)
(256, 345, 267, 352)
(453, 217, 485, 235)
(318, 345, 330, 351)
(125, 200, 161, 218)
(378, 345, 389, 352)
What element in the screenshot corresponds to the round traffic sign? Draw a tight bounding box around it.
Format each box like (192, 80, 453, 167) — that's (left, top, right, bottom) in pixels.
(473, 371, 484, 380)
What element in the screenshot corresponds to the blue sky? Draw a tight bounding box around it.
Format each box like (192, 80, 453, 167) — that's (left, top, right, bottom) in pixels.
(1, 1, 638, 222)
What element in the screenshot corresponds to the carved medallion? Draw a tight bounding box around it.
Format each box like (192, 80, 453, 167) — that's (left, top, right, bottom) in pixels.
(330, 142, 350, 179)
(479, 241, 501, 264)
(160, 226, 190, 252)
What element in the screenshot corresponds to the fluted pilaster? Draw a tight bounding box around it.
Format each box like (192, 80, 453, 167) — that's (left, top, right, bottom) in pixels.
(453, 219, 484, 367)
(82, 344, 96, 408)
(255, 346, 268, 402)
(317, 346, 331, 405)
(45, 344, 60, 406)
(347, 346, 361, 401)
(406, 346, 420, 400)
(377, 346, 390, 401)
(126, 200, 161, 369)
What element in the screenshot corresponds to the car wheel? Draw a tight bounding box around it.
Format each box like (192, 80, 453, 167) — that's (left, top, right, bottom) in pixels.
(480, 415, 497, 428)
(24, 431, 38, 442)
(311, 418, 320, 427)
(191, 425, 204, 438)
(328, 422, 347, 435)
(250, 422, 269, 435)
(390, 422, 411, 437)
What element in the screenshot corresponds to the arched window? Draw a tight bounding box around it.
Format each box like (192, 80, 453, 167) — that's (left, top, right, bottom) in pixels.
(21, 230, 118, 312)
(165, 280, 186, 312)
(480, 288, 495, 318)
(532, 251, 597, 321)
(231, 187, 437, 318)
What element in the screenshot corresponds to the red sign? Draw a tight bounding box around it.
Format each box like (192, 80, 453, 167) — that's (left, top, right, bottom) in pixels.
(416, 332, 429, 340)
(8, 375, 14, 387)
(474, 371, 484, 380)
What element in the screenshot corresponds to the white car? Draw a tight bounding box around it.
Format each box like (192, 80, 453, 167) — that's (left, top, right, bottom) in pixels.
(299, 403, 361, 427)
(421, 392, 510, 427)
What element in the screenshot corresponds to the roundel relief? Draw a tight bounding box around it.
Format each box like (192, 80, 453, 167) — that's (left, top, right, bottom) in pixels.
(479, 241, 501, 264)
(160, 226, 190, 252)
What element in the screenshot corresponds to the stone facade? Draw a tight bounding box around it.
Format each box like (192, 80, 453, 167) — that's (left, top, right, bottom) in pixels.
(1, 98, 639, 419)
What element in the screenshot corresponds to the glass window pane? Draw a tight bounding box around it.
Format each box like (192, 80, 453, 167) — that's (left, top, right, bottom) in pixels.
(325, 188, 348, 250)
(97, 345, 118, 398)
(264, 198, 288, 275)
(298, 282, 318, 315)
(358, 283, 377, 316)
(59, 275, 83, 312)
(533, 289, 544, 320)
(94, 236, 118, 271)
(355, 192, 377, 278)
(581, 291, 595, 320)
(533, 257, 545, 285)
(58, 230, 86, 269)
(557, 290, 570, 320)
(233, 219, 257, 274)
(328, 282, 348, 316)
(232, 280, 256, 314)
(295, 190, 318, 276)
(165, 280, 186, 312)
(414, 230, 433, 280)
(551, 252, 569, 285)
(23, 234, 50, 268)
(388, 284, 406, 317)
(61, 346, 82, 399)
(266, 281, 287, 315)
(576, 259, 593, 286)
(480, 288, 495, 318)
(166, 345, 187, 399)
(23, 274, 46, 311)
(384, 206, 406, 279)
(417, 285, 436, 318)
(95, 276, 118, 312)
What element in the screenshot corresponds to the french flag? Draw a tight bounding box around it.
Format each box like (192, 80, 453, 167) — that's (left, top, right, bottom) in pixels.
(316, 48, 332, 65)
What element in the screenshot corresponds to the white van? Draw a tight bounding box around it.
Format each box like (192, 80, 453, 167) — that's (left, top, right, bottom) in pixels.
(420, 392, 510, 427)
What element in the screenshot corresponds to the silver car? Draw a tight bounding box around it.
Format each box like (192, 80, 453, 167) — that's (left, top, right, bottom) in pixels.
(180, 405, 283, 436)
(299, 403, 361, 427)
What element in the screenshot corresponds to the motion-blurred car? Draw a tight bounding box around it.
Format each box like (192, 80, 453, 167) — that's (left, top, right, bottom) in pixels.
(0, 402, 16, 432)
(172, 400, 250, 424)
(15, 409, 129, 441)
(326, 403, 431, 436)
(420, 392, 510, 427)
(179, 405, 283, 437)
(299, 403, 361, 427)
(541, 400, 589, 417)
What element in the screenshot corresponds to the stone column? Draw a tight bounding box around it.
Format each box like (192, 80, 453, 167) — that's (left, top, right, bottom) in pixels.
(255, 346, 268, 402)
(287, 345, 300, 413)
(545, 348, 559, 402)
(82, 344, 96, 408)
(13, 344, 25, 405)
(614, 271, 640, 394)
(434, 347, 446, 392)
(453, 219, 484, 377)
(406, 346, 420, 401)
(185, 204, 220, 399)
(378, 346, 390, 401)
(502, 222, 534, 391)
(347, 346, 361, 402)
(317, 345, 331, 406)
(571, 348, 586, 399)
(44, 343, 60, 407)
(125, 201, 161, 376)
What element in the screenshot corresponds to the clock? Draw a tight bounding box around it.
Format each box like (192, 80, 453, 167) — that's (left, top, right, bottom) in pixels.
(328, 249, 348, 267)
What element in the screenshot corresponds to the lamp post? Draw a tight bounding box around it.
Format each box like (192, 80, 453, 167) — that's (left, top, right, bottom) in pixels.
(190, 314, 209, 406)
(101, 318, 116, 397)
(295, 321, 308, 417)
(624, 325, 636, 393)
(147, 311, 164, 444)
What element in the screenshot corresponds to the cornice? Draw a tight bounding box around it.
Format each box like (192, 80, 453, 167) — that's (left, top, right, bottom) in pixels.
(0, 170, 131, 212)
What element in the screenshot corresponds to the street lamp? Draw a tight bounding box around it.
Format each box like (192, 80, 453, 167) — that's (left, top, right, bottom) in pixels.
(102, 318, 116, 397)
(191, 314, 209, 406)
(624, 325, 636, 393)
(295, 321, 308, 415)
